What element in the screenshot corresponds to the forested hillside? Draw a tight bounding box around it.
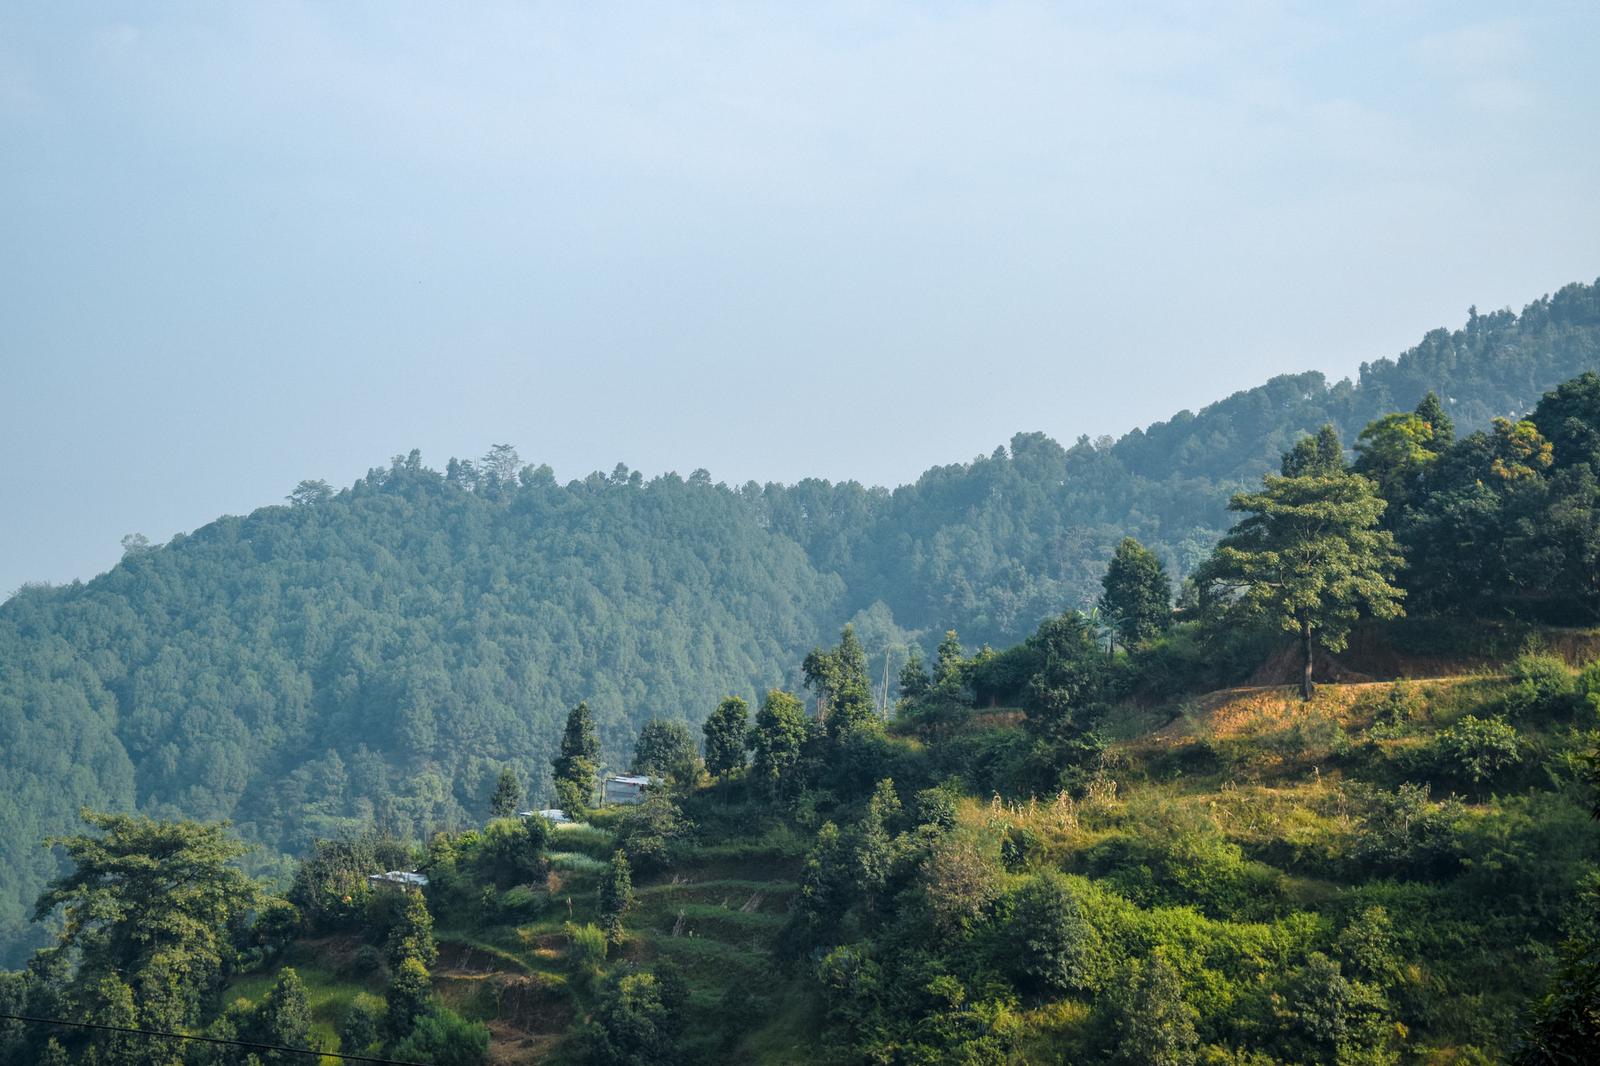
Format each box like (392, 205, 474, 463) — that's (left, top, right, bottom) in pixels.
(1, 279, 1597, 965)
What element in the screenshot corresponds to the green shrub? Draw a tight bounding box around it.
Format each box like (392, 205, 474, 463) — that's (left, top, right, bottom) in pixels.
(1368, 684, 1421, 739)
(1434, 715, 1523, 787)
(565, 921, 607, 972)
(390, 1005, 490, 1065)
(998, 872, 1109, 995)
(1504, 655, 1578, 722)
(1350, 783, 1463, 879)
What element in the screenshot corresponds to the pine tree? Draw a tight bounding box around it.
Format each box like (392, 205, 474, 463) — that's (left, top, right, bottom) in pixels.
(552, 701, 600, 812)
(1414, 390, 1455, 445)
(490, 766, 522, 818)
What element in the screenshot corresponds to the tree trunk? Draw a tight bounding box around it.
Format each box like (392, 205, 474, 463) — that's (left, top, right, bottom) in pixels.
(1300, 618, 1315, 701)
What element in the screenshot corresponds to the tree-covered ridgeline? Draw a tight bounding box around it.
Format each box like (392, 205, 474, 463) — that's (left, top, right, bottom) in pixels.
(1, 280, 1598, 965)
(3, 368, 1600, 1061)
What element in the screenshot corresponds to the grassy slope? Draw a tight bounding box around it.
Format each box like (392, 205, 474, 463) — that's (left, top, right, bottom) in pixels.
(221, 634, 1600, 1063)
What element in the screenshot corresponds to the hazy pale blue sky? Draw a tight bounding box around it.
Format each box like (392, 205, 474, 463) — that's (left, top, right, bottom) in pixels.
(2, 2, 1597, 596)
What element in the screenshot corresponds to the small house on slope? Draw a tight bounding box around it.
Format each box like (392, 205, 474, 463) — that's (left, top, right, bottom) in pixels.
(602, 774, 655, 806)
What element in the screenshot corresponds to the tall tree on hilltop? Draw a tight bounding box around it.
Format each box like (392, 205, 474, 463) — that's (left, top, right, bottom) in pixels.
(702, 696, 750, 782)
(934, 630, 965, 688)
(1098, 537, 1172, 650)
(1198, 429, 1405, 699)
(552, 702, 600, 812)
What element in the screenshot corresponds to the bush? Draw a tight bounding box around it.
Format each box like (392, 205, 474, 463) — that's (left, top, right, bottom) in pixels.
(338, 993, 385, 1055)
(614, 794, 692, 873)
(390, 1006, 490, 1066)
(565, 922, 607, 972)
(1350, 783, 1463, 879)
(1368, 684, 1422, 739)
(1504, 655, 1579, 722)
(999, 872, 1108, 995)
(1434, 715, 1524, 787)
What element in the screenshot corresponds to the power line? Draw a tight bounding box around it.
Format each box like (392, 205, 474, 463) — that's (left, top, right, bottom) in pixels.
(0, 1011, 431, 1064)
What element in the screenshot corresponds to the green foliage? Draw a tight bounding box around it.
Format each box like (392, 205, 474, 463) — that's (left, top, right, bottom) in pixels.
(1100, 536, 1174, 648)
(1001, 871, 1107, 996)
(598, 850, 634, 946)
(383, 889, 436, 970)
(1350, 783, 1463, 878)
(1434, 714, 1524, 787)
(239, 967, 314, 1065)
(490, 766, 523, 818)
(805, 624, 880, 741)
(1516, 874, 1600, 1064)
(581, 968, 687, 1066)
(1505, 655, 1581, 722)
(750, 689, 809, 804)
(32, 811, 258, 1034)
(1199, 435, 1405, 698)
(554, 701, 601, 812)
(5, 289, 1600, 964)
(385, 955, 432, 1041)
(1277, 952, 1395, 1064)
(1104, 952, 1200, 1066)
(474, 815, 548, 888)
(701, 696, 750, 781)
(288, 830, 412, 932)
(613, 793, 691, 873)
(338, 992, 385, 1055)
(566, 921, 609, 972)
(390, 1005, 491, 1065)
(631, 719, 701, 788)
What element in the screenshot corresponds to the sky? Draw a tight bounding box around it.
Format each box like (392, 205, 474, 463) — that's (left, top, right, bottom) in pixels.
(2, 2, 1597, 597)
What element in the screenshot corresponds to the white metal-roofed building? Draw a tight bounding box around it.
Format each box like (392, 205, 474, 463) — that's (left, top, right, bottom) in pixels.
(602, 774, 655, 806)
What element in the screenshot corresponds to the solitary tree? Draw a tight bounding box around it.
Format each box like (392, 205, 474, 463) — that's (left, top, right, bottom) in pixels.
(552, 701, 600, 812)
(702, 696, 750, 781)
(598, 850, 634, 947)
(1199, 430, 1404, 699)
(933, 630, 965, 688)
(1098, 537, 1171, 650)
(490, 766, 522, 818)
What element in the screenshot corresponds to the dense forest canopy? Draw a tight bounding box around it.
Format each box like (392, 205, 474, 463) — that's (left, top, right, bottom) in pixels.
(1, 279, 1597, 965)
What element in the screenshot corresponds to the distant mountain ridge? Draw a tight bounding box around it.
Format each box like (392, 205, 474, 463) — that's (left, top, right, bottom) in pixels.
(1, 277, 1596, 963)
